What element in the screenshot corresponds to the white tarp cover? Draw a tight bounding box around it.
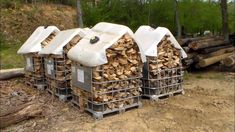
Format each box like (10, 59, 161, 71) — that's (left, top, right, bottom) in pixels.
(68, 22, 146, 67)
(17, 26, 60, 54)
(39, 28, 90, 55)
(134, 26, 187, 58)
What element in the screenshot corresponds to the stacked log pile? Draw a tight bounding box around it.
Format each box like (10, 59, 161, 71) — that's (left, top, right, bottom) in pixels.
(181, 36, 235, 69)
(148, 35, 181, 78)
(45, 35, 81, 94)
(72, 34, 143, 111)
(25, 32, 57, 86)
(142, 35, 183, 98)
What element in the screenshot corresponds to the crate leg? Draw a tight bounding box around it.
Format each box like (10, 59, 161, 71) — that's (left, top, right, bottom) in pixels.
(93, 112, 103, 120)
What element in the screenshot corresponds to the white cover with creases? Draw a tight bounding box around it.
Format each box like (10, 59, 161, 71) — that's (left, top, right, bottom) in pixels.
(17, 26, 60, 54)
(68, 22, 146, 67)
(134, 26, 187, 58)
(39, 28, 89, 55)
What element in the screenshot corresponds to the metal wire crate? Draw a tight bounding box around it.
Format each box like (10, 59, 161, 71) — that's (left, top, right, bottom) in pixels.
(141, 56, 184, 100)
(24, 54, 47, 89)
(71, 63, 142, 119)
(44, 54, 72, 101)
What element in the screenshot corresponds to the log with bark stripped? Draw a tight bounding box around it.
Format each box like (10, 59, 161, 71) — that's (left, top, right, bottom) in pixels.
(196, 52, 234, 68)
(220, 54, 235, 67)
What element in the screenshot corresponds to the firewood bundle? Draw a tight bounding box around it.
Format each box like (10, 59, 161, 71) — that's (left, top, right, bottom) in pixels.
(24, 54, 44, 78)
(148, 36, 181, 79)
(45, 35, 81, 79)
(72, 34, 143, 111)
(25, 32, 57, 86)
(41, 32, 57, 48)
(63, 35, 81, 54)
(92, 34, 143, 81)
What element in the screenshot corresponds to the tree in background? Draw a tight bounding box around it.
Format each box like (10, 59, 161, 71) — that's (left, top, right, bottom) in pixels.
(220, 0, 229, 41)
(174, 0, 181, 38)
(1, 0, 234, 36)
(77, 0, 83, 27)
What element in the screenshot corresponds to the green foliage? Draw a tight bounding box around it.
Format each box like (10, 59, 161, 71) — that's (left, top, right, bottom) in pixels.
(0, 0, 22, 8)
(0, 33, 24, 69)
(228, 2, 235, 33)
(82, 0, 234, 34)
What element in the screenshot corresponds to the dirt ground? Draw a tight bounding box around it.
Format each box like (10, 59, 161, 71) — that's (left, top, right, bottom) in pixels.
(0, 71, 234, 132)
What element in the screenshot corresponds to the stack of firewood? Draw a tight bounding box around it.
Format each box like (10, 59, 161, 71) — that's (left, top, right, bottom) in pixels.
(25, 32, 57, 86)
(181, 36, 235, 70)
(45, 35, 81, 89)
(41, 32, 57, 48)
(148, 35, 181, 79)
(72, 34, 143, 110)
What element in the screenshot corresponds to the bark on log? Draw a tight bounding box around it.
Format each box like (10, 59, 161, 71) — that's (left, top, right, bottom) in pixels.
(0, 102, 42, 128)
(189, 40, 228, 50)
(181, 36, 223, 46)
(208, 47, 235, 56)
(194, 47, 235, 61)
(196, 52, 233, 68)
(200, 45, 233, 53)
(0, 68, 24, 80)
(221, 54, 235, 67)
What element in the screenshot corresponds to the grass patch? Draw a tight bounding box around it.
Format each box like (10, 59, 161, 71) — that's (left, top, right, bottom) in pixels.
(195, 75, 203, 79)
(183, 71, 190, 81)
(208, 73, 225, 80)
(0, 34, 24, 69)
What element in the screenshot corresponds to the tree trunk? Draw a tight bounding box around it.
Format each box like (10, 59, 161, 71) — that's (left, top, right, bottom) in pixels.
(174, 0, 181, 39)
(77, 0, 84, 28)
(220, 0, 229, 41)
(0, 68, 24, 80)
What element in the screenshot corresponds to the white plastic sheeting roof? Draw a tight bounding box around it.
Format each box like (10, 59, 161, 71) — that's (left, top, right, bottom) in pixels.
(134, 26, 187, 58)
(68, 22, 146, 67)
(39, 28, 90, 55)
(17, 26, 60, 54)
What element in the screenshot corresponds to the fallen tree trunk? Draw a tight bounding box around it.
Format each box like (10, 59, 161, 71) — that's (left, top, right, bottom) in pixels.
(182, 36, 223, 46)
(0, 101, 42, 129)
(0, 68, 24, 80)
(221, 54, 235, 67)
(200, 45, 233, 54)
(194, 47, 235, 61)
(208, 47, 235, 56)
(196, 52, 233, 68)
(189, 40, 229, 50)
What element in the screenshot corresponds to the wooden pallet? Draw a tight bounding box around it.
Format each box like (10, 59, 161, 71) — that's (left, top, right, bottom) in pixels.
(142, 89, 185, 101)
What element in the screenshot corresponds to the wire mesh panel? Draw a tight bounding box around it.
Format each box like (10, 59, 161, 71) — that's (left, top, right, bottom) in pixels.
(71, 63, 142, 119)
(45, 54, 72, 101)
(24, 53, 46, 89)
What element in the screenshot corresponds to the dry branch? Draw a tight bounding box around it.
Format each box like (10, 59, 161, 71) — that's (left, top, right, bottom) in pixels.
(0, 101, 42, 129)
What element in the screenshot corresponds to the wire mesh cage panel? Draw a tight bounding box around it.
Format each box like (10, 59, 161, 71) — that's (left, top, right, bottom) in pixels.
(24, 54, 46, 89)
(142, 52, 184, 100)
(45, 54, 72, 101)
(71, 63, 142, 119)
